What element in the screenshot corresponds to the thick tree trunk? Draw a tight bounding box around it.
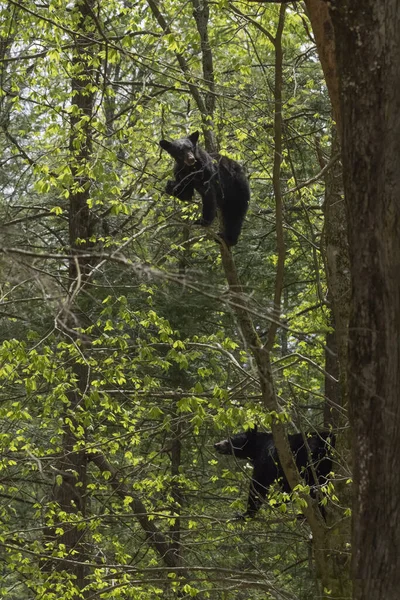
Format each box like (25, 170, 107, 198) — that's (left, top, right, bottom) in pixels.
(330, 2, 400, 597)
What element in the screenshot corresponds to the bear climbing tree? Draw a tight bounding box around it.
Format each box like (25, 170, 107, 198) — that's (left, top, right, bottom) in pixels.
(159, 131, 250, 246)
(214, 427, 335, 517)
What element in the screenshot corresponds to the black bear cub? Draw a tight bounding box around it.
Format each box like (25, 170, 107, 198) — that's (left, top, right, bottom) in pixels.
(214, 426, 335, 517)
(159, 131, 250, 246)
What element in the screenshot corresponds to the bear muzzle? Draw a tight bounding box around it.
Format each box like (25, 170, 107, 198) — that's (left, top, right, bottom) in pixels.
(214, 440, 231, 454)
(184, 152, 196, 166)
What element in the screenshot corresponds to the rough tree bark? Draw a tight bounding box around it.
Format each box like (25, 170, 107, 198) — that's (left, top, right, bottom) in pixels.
(330, 2, 400, 598)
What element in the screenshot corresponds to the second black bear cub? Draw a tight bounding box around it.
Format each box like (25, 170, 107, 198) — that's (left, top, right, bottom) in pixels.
(214, 426, 335, 517)
(159, 131, 250, 246)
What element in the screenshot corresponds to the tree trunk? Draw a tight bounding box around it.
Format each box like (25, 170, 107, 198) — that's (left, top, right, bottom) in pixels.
(266, 4, 286, 351)
(49, 0, 96, 590)
(303, 0, 350, 393)
(321, 131, 350, 424)
(169, 411, 183, 565)
(304, 0, 340, 129)
(330, 2, 400, 597)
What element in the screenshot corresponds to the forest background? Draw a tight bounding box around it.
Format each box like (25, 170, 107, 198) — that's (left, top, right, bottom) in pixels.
(0, 1, 394, 599)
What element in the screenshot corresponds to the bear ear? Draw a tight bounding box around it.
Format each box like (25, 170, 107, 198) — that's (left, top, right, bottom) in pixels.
(188, 131, 199, 145)
(159, 139, 171, 151)
(247, 424, 257, 436)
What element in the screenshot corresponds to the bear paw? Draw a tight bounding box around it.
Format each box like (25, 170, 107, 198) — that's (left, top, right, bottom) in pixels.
(194, 218, 212, 227)
(165, 180, 177, 195)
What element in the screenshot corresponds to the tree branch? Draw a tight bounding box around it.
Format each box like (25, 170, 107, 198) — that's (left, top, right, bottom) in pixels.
(89, 451, 181, 569)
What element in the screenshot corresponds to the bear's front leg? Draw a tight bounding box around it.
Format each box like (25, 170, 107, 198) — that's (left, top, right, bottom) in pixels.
(165, 178, 194, 201)
(194, 189, 217, 226)
(165, 179, 178, 195)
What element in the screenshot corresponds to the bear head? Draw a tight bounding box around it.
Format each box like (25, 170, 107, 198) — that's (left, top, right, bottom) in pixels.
(159, 131, 199, 166)
(214, 426, 258, 460)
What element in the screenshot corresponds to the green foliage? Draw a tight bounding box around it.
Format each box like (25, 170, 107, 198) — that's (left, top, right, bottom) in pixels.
(0, 0, 343, 598)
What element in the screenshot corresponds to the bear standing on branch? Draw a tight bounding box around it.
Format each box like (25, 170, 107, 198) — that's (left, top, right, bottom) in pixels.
(214, 426, 335, 518)
(159, 131, 250, 246)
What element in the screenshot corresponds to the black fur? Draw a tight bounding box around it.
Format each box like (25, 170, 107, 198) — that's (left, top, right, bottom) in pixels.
(159, 131, 250, 246)
(214, 426, 335, 517)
